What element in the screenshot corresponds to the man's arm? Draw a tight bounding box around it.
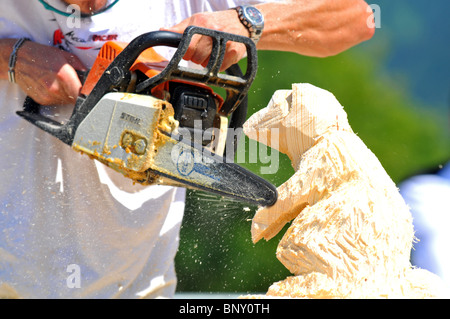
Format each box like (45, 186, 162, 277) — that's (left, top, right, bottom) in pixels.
(257, 0, 375, 56)
(166, 0, 375, 70)
(0, 39, 85, 105)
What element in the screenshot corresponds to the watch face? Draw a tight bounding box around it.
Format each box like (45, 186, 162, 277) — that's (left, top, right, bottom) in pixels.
(244, 6, 264, 24)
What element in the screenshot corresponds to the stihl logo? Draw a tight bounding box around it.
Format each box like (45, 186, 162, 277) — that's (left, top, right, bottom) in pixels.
(120, 112, 142, 126)
(52, 29, 118, 49)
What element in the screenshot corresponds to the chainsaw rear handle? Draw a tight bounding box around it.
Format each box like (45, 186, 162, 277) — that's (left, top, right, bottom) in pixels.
(17, 26, 257, 147)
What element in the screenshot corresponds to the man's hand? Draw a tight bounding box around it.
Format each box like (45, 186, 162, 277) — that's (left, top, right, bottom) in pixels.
(15, 41, 86, 105)
(164, 10, 249, 71)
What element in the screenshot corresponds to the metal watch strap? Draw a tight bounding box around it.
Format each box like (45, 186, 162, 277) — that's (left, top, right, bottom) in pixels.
(235, 6, 264, 44)
(8, 37, 30, 84)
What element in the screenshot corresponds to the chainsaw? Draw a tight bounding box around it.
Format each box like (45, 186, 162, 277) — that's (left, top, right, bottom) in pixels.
(17, 26, 277, 207)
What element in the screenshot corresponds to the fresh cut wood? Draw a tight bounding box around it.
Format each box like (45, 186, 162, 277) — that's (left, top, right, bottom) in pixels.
(241, 83, 449, 298)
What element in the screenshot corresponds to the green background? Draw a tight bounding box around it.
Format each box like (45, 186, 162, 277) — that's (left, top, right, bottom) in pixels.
(175, 0, 450, 294)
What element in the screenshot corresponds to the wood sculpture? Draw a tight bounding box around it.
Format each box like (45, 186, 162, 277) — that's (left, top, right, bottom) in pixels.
(242, 83, 449, 298)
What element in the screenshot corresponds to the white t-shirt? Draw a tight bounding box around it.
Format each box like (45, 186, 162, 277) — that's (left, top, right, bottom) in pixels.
(0, 0, 272, 298)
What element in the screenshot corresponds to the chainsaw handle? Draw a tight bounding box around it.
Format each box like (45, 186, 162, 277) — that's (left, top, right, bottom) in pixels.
(20, 69, 88, 114)
(16, 69, 92, 145)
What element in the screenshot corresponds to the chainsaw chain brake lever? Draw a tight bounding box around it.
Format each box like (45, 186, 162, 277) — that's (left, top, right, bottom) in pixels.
(17, 26, 256, 147)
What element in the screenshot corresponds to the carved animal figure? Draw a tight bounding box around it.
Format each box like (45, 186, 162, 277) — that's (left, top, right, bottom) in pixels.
(242, 83, 448, 298)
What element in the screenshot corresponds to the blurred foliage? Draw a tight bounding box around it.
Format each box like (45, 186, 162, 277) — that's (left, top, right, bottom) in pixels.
(175, 46, 450, 293)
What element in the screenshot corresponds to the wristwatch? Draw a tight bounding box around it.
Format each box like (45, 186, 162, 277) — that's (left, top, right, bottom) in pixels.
(235, 5, 264, 44)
